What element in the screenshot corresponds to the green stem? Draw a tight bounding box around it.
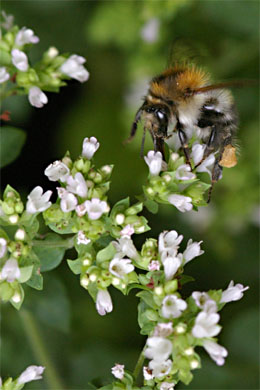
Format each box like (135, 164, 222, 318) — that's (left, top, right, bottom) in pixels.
(19, 309, 64, 390)
(32, 237, 74, 249)
(133, 344, 146, 383)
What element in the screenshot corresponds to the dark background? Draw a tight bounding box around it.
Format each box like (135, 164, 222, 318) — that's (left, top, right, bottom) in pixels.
(1, 1, 259, 389)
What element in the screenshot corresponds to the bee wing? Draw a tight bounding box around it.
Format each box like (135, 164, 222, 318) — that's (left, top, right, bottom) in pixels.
(190, 80, 257, 95)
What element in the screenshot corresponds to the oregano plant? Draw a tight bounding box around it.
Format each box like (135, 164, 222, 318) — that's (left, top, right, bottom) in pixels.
(0, 12, 249, 390)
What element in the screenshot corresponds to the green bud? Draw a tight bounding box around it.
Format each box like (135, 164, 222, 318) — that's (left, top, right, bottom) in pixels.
(42, 47, 59, 64)
(16, 69, 39, 87)
(164, 279, 178, 294)
(1, 201, 14, 215)
(125, 202, 143, 216)
(43, 204, 67, 223)
(93, 172, 102, 184)
(0, 49, 11, 65)
(100, 165, 113, 179)
(15, 201, 24, 214)
(185, 182, 210, 202)
(74, 158, 91, 173)
(141, 238, 158, 258)
(4, 31, 15, 46)
(0, 282, 14, 301)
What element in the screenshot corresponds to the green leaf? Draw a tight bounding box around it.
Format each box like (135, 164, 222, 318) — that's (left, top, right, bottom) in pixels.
(26, 272, 43, 290)
(0, 281, 14, 301)
(0, 127, 26, 168)
(144, 199, 159, 214)
(179, 274, 195, 286)
(10, 285, 24, 310)
(136, 290, 157, 309)
(33, 233, 67, 272)
(126, 283, 150, 294)
(18, 265, 34, 283)
(110, 197, 130, 219)
(67, 258, 82, 275)
(96, 242, 116, 265)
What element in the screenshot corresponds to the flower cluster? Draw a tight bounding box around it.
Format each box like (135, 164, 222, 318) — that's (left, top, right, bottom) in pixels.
(0, 11, 89, 108)
(106, 228, 248, 388)
(0, 184, 54, 308)
(143, 141, 215, 212)
(0, 365, 44, 390)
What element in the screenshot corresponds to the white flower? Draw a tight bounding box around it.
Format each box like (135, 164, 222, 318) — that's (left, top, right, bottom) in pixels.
(175, 164, 196, 181)
(109, 257, 134, 279)
(15, 27, 39, 46)
(149, 359, 172, 378)
(45, 160, 70, 182)
(220, 280, 249, 303)
(77, 231, 91, 245)
(75, 203, 88, 217)
(11, 49, 29, 71)
(196, 154, 215, 178)
(192, 291, 217, 313)
(148, 260, 160, 271)
(168, 194, 193, 213)
(96, 289, 113, 316)
(158, 230, 183, 256)
(145, 337, 172, 362)
(60, 55, 89, 82)
(0, 238, 7, 258)
(82, 137, 100, 159)
(1, 11, 14, 30)
(183, 239, 204, 263)
(113, 236, 138, 259)
(203, 340, 228, 366)
(191, 143, 205, 166)
(26, 186, 52, 214)
(144, 150, 163, 176)
(17, 366, 45, 384)
(84, 198, 108, 220)
(143, 366, 154, 380)
(153, 323, 173, 338)
(161, 253, 182, 280)
(28, 86, 48, 108)
(141, 18, 160, 43)
(66, 173, 88, 198)
(192, 311, 221, 338)
(60, 192, 78, 213)
(111, 363, 124, 380)
(161, 295, 187, 319)
(0, 67, 10, 83)
(160, 382, 175, 390)
(120, 224, 135, 238)
(1, 258, 20, 282)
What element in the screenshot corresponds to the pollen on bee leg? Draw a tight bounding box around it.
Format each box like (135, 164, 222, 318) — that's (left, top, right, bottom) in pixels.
(219, 145, 237, 168)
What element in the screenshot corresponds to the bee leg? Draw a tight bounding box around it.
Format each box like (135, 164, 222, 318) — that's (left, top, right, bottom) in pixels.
(154, 136, 166, 160)
(207, 161, 222, 203)
(177, 127, 192, 169)
(124, 108, 143, 144)
(140, 129, 146, 158)
(194, 125, 217, 168)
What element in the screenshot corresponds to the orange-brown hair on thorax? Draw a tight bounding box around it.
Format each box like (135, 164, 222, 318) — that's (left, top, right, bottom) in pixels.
(176, 65, 209, 93)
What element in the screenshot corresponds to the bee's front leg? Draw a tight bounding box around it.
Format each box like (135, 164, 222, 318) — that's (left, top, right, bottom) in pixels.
(177, 122, 192, 169)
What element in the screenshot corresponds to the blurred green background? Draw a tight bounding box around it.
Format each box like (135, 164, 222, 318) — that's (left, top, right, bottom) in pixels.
(1, 1, 259, 389)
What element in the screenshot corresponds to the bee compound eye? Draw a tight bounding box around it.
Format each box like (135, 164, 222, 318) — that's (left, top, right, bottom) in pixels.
(157, 111, 165, 120)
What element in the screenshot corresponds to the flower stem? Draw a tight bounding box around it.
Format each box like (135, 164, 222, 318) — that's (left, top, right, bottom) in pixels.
(32, 237, 74, 249)
(19, 309, 64, 389)
(133, 344, 146, 383)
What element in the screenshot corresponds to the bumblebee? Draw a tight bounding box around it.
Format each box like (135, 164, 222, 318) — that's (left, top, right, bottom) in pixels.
(127, 64, 240, 200)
